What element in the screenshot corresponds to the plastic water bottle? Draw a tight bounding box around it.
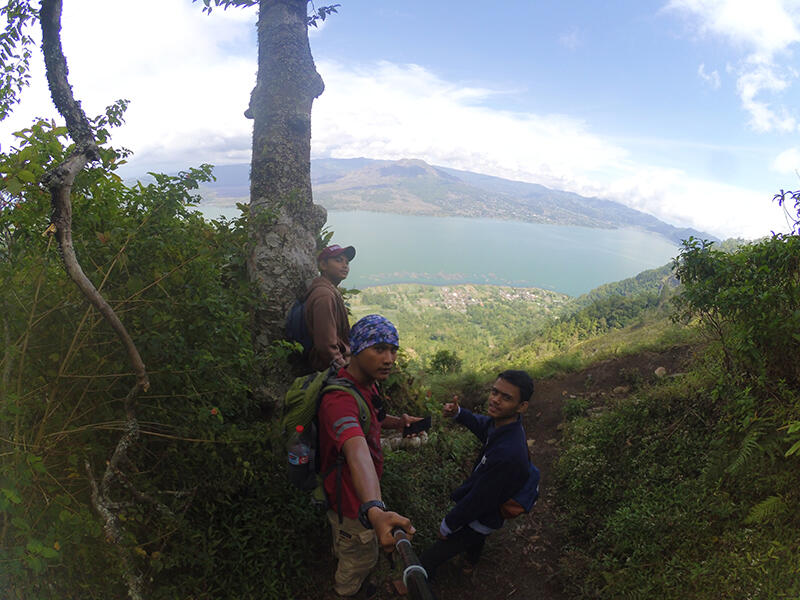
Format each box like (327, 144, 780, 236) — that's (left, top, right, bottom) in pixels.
(287, 425, 311, 488)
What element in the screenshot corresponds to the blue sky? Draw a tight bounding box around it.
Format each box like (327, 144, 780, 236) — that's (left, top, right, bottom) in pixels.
(3, 0, 800, 239)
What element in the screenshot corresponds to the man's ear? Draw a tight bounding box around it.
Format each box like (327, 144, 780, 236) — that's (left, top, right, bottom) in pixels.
(517, 400, 529, 415)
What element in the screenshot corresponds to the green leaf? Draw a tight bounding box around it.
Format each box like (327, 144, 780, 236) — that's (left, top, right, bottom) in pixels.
(1, 487, 22, 504)
(5, 177, 22, 195)
(26, 555, 43, 574)
(785, 440, 800, 457)
(15, 169, 36, 183)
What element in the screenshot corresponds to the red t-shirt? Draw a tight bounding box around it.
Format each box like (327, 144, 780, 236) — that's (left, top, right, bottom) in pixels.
(318, 368, 383, 520)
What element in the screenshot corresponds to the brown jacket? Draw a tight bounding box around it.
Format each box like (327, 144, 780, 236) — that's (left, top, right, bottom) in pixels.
(304, 276, 351, 371)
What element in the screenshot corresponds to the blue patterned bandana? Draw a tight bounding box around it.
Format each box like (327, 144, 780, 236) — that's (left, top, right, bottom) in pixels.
(350, 314, 399, 355)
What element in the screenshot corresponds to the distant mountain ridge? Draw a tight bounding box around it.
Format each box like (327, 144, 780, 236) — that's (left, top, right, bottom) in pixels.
(197, 158, 715, 244)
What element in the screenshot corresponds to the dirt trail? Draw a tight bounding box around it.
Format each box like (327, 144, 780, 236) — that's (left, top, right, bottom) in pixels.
(420, 345, 696, 600)
(314, 345, 697, 600)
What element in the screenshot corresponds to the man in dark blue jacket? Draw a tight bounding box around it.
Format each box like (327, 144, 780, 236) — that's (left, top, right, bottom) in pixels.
(420, 370, 533, 581)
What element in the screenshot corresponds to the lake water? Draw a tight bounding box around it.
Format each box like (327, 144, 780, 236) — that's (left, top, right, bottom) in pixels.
(201, 205, 679, 297)
(326, 211, 679, 297)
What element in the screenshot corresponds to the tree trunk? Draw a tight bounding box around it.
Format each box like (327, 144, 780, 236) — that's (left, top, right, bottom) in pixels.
(248, 0, 326, 360)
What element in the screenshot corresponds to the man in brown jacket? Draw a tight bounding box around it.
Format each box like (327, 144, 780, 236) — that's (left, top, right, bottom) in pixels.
(305, 244, 356, 372)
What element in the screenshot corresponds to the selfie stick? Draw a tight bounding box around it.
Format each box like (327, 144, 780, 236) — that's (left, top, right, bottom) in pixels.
(391, 528, 436, 600)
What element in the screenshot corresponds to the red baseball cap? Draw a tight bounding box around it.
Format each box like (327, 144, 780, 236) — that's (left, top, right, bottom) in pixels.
(318, 244, 356, 262)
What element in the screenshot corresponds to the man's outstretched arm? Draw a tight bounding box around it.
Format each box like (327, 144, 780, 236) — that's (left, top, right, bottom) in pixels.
(443, 395, 490, 442)
(342, 436, 415, 551)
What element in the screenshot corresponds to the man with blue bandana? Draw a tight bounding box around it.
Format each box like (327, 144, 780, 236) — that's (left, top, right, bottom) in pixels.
(318, 314, 423, 598)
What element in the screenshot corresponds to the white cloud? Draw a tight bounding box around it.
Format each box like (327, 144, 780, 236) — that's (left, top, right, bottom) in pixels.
(772, 147, 800, 174)
(597, 166, 783, 239)
(736, 62, 797, 132)
(1, 0, 258, 172)
(697, 63, 721, 89)
(0, 1, 790, 240)
(667, 0, 800, 53)
(313, 61, 628, 186)
(666, 0, 800, 132)
(313, 61, 782, 239)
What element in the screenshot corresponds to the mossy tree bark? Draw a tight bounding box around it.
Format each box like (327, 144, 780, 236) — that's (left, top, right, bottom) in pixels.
(248, 0, 326, 364)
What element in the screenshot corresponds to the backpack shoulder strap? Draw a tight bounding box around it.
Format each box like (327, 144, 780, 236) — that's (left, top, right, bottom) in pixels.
(316, 375, 373, 526)
(319, 377, 371, 436)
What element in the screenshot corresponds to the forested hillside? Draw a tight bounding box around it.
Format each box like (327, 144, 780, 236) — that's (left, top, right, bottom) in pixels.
(349, 264, 677, 371)
(348, 283, 569, 368)
(551, 219, 800, 598)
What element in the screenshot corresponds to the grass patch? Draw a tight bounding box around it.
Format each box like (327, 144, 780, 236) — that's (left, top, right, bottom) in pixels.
(555, 361, 800, 599)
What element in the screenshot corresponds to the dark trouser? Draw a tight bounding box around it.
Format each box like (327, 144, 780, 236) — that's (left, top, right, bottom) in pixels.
(419, 526, 487, 581)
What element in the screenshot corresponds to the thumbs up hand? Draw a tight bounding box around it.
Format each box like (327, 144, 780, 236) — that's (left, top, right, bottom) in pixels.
(442, 394, 460, 418)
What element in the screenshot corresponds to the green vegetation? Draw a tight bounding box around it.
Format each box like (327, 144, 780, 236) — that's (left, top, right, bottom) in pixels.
(3, 119, 798, 599)
(349, 283, 569, 369)
(554, 228, 800, 598)
(350, 265, 691, 377)
(1, 120, 269, 598)
(428, 349, 463, 374)
(0, 120, 475, 600)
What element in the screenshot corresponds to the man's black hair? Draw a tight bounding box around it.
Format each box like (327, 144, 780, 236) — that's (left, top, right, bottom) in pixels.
(497, 369, 534, 404)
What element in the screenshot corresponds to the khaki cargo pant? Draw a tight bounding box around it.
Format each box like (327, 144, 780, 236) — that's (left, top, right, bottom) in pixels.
(327, 510, 379, 596)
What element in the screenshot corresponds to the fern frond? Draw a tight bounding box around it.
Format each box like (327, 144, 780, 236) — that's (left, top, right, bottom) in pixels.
(725, 429, 763, 475)
(743, 495, 788, 525)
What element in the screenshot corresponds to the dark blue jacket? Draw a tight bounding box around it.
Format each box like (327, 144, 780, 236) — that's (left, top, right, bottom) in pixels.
(444, 408, 529, 533)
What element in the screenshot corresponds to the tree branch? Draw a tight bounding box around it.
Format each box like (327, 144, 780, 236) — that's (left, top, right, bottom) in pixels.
(39, 2, 151, 598)
(39, 0, 148, 393)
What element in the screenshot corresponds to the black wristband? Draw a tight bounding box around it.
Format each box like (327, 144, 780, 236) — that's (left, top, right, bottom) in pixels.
(358, 500, 386, 529)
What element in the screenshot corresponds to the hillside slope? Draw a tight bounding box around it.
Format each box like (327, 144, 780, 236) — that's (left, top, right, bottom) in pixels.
(348, 264, 678, 369)
(348, 283, 570, 367)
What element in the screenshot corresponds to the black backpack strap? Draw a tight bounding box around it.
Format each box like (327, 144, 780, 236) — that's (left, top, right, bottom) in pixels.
(320, 454, 347, 524)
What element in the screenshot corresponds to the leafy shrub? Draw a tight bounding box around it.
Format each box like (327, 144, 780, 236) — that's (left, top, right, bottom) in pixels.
(555, 353, 800, 599)
(0, 119, 317, 599)
(381, 427, 477, 550)
(426, 370, 489, 410)
(427, 349, 463, 375)
(674, 234, 800, 385)
(562, 395, 591, 421)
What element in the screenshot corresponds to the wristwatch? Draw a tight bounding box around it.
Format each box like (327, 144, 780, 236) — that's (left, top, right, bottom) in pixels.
(358, 500, 386, 529)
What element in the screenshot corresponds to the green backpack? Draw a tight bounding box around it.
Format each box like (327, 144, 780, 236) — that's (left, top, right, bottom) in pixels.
(281, 367, 371, 516)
